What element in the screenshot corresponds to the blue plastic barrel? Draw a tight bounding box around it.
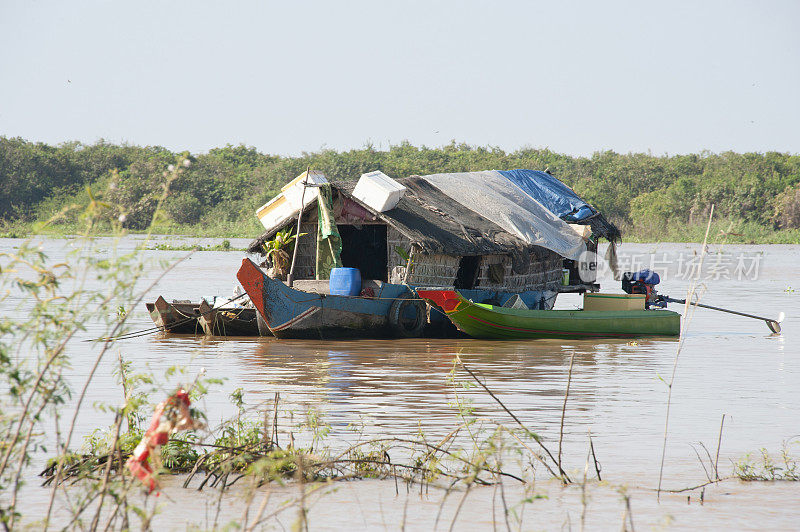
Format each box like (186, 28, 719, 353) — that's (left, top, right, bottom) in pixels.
(329, 267, 362, 296)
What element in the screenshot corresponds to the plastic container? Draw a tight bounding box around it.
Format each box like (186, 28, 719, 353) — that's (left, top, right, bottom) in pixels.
(329, 267, 362, 296)
(501, 294, 528, 310)
(352, 171, 406, 212)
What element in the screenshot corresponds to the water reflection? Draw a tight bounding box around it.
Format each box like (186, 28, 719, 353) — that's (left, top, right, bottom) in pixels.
(196, 336, 682, 445)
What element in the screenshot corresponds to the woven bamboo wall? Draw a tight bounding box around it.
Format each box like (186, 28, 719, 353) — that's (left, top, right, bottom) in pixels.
(387, 226, 414, 283)
(477, 249, 563, 291)
(406, 253, 461, 287)
(291, 222, 318, 280)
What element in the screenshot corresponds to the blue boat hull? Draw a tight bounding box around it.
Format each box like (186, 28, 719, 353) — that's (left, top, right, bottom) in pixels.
(237, 259, 412, 339)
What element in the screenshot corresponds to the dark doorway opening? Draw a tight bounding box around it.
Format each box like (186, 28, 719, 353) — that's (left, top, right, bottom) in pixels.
(454, 256, 481, 289)
(338, 224, 388, 281)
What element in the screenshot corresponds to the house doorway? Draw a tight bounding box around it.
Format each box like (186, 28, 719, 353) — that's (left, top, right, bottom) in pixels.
(338, 224, 388, 281)
(454, 256, 481, 289)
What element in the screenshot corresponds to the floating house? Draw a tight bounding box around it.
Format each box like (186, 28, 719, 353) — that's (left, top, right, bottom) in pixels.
(239, 169, 619, 338)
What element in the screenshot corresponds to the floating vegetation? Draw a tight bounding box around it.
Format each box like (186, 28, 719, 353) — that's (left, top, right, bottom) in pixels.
(734, 441, 800, 482)
(35, 365, 564, 530)
(41, 382, 537, 494)
(146, 239, 243, 251)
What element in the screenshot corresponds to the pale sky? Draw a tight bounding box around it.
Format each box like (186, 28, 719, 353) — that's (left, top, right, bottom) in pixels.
(1, 0, 798, 156)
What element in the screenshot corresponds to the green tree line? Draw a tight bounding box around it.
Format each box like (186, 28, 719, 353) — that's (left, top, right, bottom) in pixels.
(2, 136, 799, 239)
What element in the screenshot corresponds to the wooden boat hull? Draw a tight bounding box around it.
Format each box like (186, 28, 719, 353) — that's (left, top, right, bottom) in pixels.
(236, 258, 416, 339)
(146, 296, 204, 334)
(197, 300, 262, 336)
(418, 290, 680, 339)
(146, 296, 263, 336)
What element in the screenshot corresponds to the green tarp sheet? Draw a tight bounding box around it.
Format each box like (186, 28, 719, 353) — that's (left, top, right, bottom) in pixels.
(315, 184, 342, 279)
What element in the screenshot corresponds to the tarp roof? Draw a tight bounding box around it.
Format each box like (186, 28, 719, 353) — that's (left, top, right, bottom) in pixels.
(498, 169, 620, 241)
(247, 170, 619, 257)
(418, 171, 587, 259)
(248, 177, 530, 256)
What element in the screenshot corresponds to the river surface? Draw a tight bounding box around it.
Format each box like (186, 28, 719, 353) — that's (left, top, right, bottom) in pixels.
(2, 236, 799, 530)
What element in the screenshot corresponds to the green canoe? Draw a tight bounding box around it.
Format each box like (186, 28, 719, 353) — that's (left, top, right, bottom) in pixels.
(417, 290, 680, 340)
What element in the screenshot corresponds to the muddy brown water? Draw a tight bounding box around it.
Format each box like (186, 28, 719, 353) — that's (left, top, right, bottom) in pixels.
(3, 236, 799, 530)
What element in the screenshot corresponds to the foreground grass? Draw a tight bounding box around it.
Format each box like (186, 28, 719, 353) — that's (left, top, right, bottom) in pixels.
(34, 362, 561, 530)
(39, 383, 800, 530)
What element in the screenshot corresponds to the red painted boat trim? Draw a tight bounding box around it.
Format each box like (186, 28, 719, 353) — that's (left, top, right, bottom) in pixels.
(236, 259, 265, 317)
(417, 289, 462, 313)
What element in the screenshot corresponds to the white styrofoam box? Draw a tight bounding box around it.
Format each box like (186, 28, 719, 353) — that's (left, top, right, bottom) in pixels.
(256, 194, 295, 230)
(255, 171, 328, 230)
(352, 171, 406, 212)
(283, 170, 328, 210)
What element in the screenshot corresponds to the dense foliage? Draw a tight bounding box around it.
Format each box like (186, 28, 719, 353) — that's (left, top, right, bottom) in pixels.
(2, 136, 799, 237)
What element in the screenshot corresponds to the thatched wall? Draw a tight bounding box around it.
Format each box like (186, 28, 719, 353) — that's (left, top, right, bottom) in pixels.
(387, 226, 414, 283)
(388, 226, 465, 286)
(406, 254, 461, 287)
(400, 250, 561, 291)
(291, 222, 318, 280)
(477, 249, 563, 291)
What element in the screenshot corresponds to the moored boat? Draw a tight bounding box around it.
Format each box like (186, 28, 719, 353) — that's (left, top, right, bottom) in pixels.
(418, 290, 681, 339)
(236, 258, 427, 339)
(146, 295, 263, 336)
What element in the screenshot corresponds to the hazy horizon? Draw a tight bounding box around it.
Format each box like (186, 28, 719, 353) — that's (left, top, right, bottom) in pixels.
(2, 0, 798, 157)
(4, 136, 799, 160)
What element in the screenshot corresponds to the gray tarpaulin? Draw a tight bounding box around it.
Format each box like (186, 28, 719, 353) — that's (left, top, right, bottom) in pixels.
(420, 171, 587, 260)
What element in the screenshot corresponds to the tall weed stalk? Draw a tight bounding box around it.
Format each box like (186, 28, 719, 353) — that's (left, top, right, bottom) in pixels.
(0, 156, 191, 529)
